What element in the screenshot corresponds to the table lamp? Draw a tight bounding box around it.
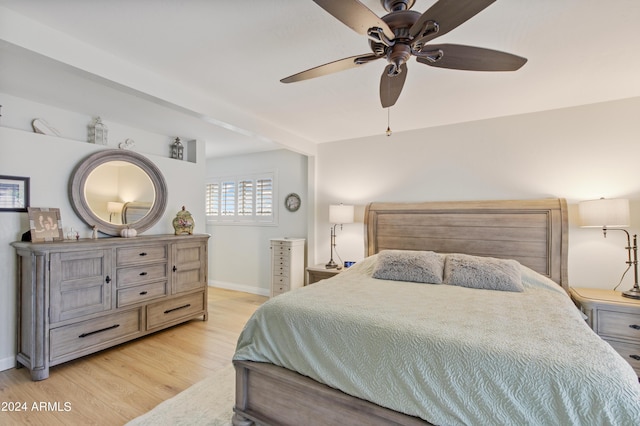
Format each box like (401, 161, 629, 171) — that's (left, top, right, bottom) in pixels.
(578, 198, 640, 299)
(326, 204, 354, 269)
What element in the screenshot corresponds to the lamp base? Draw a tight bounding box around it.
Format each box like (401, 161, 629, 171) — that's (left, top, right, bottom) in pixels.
(622, 285, 640, 300)
(325, 260, 338, 269)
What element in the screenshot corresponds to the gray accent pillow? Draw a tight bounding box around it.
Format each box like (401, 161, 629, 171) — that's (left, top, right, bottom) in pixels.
(372, 250, 444, 284)
(444, 253, 524, 292)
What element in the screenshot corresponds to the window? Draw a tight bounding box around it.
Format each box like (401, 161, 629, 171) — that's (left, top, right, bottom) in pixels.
(206, 171, 276, 225)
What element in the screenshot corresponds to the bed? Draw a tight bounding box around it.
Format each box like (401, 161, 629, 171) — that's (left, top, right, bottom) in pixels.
(232, 199, 640, 425)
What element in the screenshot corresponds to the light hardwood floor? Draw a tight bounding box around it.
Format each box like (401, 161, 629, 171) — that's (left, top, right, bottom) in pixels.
(0, 288, 267, 426)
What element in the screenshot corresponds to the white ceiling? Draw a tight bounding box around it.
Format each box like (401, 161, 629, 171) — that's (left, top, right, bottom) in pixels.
(1, 0, 640, 158)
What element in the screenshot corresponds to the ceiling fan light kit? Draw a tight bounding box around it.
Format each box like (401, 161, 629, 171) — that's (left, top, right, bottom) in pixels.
(281, 0, 527, 108)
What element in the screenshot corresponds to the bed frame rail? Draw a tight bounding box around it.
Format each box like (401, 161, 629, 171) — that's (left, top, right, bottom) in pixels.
(233, 361, 430, 426)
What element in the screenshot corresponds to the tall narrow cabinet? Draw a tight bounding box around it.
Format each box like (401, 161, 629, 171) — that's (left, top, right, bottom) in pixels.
(11, 234, 209, 380)
(270, 238, 305, 298)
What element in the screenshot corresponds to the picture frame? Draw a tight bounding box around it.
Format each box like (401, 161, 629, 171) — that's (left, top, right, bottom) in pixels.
(28, 207, 64, 242)
(0, 175, 30, 212)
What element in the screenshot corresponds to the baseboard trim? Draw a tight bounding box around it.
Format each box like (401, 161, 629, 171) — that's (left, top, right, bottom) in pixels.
(0, 356, 16, 372)
(209, 280, 269, 297)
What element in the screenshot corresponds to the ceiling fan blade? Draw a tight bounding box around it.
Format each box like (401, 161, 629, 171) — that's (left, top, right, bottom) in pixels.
(281, 54, 381, 83)
(380, 63, 408, 108)
(410, 0, 495, 44)
(416, 44, 527, 71)
(313, 0, 395, 41)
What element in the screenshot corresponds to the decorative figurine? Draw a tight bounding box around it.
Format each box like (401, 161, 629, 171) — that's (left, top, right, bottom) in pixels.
(118, 138, 135, 150)
(171, 137, 184, 160)
(173, 206, 194, 235)
(120, 226, 137, 238)
(89, 116, 108, 145)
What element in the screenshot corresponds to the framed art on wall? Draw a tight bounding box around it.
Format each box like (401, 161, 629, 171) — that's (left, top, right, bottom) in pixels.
(0, 175, 30, 212)
(28, 207, 64, 242)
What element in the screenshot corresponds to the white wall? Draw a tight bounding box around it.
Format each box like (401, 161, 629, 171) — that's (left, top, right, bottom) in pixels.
(0, 95, 206, 371)
(206, 149, 308, 295)
(315, 97, 640, 291)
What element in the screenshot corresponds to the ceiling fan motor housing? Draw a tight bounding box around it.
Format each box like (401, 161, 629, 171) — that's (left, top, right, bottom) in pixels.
(369, 10, 421, 73)
(382, 0, 416, 12)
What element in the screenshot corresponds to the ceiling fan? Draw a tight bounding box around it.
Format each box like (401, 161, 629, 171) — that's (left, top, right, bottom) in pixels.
(281, 0, 527, 108)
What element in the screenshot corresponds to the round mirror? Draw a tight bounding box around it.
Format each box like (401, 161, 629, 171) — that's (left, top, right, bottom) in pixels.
(70, 150, 168, 236)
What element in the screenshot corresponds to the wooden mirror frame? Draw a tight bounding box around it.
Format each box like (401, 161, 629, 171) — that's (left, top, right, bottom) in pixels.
(69, 149, 168, 236)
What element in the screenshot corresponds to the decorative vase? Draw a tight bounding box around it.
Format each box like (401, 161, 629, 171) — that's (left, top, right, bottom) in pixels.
(173, 206, 194, 235)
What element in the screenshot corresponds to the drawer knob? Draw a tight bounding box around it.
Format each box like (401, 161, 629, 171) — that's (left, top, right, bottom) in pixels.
(629, 324, 640, 330)
(630, 355, 640, 361)
(139, 252, 148, 256)
(139, 291, 148, 295)
(139, 272, 148, 276)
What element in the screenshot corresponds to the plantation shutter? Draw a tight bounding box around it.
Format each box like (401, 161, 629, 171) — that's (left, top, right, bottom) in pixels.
(238, 180, 253, 216)
(221, 181, 235, 216)
(256, 178, 273, 216)
(205, 183, 220, 216)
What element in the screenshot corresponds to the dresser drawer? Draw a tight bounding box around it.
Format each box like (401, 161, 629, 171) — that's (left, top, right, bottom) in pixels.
(146, 292, 205, 329)
(273, 256, 290, 267)
(273, 264, 290, 277)
(596, 309, 640, 341)
(117, 281, 167, 307)
(605, 339, 640, 375)
(272, 283, 289, 295)
(273, 274, 289, 286)
(271, 240, 292, 249)
(117, 263, 168, 287)
(272, 250, 291, 260)
(116, 245, 168, 266)
(50, 309, 142, 362)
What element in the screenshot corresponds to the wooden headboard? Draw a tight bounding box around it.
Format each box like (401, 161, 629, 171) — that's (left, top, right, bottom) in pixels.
(364, 198, 568, 290)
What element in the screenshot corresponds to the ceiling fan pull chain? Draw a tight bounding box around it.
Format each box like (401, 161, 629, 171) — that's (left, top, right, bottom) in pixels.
(386, 107, 392, 137)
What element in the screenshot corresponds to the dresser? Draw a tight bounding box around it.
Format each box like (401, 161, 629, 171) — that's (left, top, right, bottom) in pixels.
(569, 287, 640, 375)
(270, 238, 305, 297)
(11, 234, 209, 380)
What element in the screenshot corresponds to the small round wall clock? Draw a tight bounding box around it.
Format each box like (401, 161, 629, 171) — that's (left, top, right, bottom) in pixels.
(284, 193, 301, 212)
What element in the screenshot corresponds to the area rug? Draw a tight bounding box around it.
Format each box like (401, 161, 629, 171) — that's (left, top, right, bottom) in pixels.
(127, 364, 234, 426)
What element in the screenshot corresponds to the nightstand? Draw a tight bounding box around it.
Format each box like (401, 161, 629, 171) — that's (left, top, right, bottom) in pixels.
(570, 287, 640, 375)
(306, 264, 343, 285)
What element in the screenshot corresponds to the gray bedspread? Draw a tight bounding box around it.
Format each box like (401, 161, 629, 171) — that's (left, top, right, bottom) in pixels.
(234, 255, 640, 425)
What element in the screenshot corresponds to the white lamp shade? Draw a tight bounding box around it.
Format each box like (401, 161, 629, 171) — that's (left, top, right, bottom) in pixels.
(329, 204, 354, 224)
(107, 201, 124, 214)
(578, 198, 630, 228)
